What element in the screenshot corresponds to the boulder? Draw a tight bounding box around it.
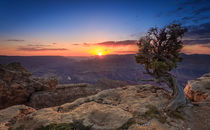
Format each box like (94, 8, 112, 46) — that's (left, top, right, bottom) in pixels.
(184, 73, 210, 102)
(0, 62, 58, 109)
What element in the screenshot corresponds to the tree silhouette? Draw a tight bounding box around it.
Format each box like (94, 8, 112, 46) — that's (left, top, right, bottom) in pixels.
(135, 24, 187, 111)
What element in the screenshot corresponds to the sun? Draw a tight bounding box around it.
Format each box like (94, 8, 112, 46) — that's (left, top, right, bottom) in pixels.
(90, 47, 108, 56)
(98, 52, 102, 56)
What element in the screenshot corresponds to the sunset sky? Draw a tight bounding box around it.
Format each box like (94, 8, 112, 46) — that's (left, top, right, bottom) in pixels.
(0, 0, 210, 56)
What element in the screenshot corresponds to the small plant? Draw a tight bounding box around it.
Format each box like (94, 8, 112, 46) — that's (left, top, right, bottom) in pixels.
(37, 120, 92, 130)
(37, 123, 71, 130)
(144, 105, 167, 123)
(145, 105, 160, 116)
(168, 111, 184, 120)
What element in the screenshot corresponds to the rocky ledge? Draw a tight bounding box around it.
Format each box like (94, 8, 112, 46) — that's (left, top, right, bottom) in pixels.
(1, 84, 205, 130)
(0, 63, 210, 130)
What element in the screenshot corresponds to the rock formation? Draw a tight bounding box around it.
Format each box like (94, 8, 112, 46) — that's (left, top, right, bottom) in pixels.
(0, 63, 210, 130)
(0, 105, 36, 129)
(1, 84, 191, 130)
(0, 63, 98, 110)
(1, 79, 209, 130)
(0, 62, 58, 109)
(184, 73, 210, 102)
(28, 83, 99, 109)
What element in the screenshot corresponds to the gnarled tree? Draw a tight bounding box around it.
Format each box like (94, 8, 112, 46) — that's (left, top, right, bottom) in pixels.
(135, 24, 187, 111)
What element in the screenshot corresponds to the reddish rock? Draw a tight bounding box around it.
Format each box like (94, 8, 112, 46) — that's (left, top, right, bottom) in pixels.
(184, 73, 210, 102)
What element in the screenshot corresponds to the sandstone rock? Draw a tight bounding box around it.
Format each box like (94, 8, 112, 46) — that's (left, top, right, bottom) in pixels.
(28, 83, 99, 109)
(128, 119, 169, 130)
(58, 84, 170, 115)
(0, 105, 35, 129)
(0, 62, 58, 109)
(1, 83, 209, 130)
(184, 73, 210, 102)
(32, 76, 59, 91)
(1, 62, 210, 129)
(7, 84, 173, 129)
(10, 102, 132, 130)
(183, 103, 210, 130)
(93, 78, 130, 90)
(0, 62, 100, 110)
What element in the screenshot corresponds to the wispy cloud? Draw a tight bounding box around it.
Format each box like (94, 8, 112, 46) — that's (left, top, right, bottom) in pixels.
(179, 0, 204, 6)
(17, 47, 68, 51)
(27, 44, 51, 47)
(193, 6, 210, 15)
(184, 39, 210, 45)
(96, 40, 137, 47)
(83, 43, 91, 46)
(72, 43, 80, 45)
(79, 40, 137, 47)
(7, 39, 25, 42)
(166, 0, 210, 24)
(113, 51, 137, 54)
(185, 22, 210, 39)
(202, 43, 210, 48)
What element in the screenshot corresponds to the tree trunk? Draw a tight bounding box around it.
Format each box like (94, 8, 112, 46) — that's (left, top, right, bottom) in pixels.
(165, 74, 186, 111)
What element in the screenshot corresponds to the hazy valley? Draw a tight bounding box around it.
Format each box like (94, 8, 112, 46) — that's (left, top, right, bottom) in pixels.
(0, 54, 210, 87)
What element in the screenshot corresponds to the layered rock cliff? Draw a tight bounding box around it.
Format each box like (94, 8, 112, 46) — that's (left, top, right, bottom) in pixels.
(0, 63, 98, 110)
(0, 62, 58, 109)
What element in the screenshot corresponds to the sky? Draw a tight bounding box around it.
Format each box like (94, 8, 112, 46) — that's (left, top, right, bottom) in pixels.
(0, 0, 210, 56)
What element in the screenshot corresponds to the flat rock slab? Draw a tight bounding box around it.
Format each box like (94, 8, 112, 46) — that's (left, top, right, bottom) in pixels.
(10, 102, 132, 130)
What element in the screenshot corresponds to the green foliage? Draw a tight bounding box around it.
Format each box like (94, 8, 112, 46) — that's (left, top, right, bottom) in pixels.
(37, 123, 71, 130)
(37, 120, 92, 130)
(135, 23, 187, 76)
(168, 111, 184, 120)
(151, 59, 169, 70)
(145, 105, 159, 115)
(144, 105, 167, 123)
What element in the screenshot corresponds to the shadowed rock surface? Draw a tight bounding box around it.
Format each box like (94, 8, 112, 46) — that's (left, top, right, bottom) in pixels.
(28, 83, 99, 109)
(0, 62, 58, 109)
(0, 63, 99, 110)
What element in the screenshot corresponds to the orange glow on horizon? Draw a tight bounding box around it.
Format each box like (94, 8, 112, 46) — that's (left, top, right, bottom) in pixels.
(1, 40, 209, 56)
(90, 47, 109, 56)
